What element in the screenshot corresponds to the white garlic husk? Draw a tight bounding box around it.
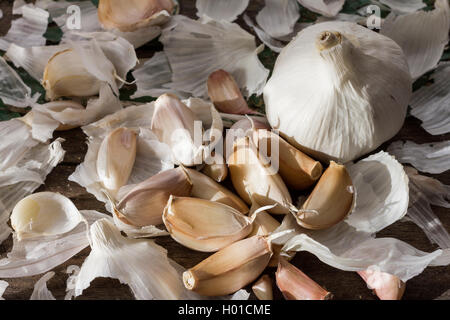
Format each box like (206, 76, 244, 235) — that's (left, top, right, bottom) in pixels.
(264, 21, 412, 163)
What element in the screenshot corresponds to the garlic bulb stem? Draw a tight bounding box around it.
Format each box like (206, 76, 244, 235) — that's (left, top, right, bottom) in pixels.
(316, 31, 342, 51)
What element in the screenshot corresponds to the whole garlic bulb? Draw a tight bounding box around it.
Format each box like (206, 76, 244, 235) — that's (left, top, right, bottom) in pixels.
(264, 22, 412, 163)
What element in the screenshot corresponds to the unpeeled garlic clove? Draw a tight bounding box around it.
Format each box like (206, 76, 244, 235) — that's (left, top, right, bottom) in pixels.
(115, 167, 192, 227)
(183, 167, 248, 214)
(227, 136, 292, 214)
(294, 161, 354, 230)
(252, 274, 273, 300)
(43, 49, 102, 101)
(358, 270, 406, 300)
(276, 258, 332, 300)
(162, 196, 252, 252)
(151, 93, 202, 166)
(98, 0, 175, 32)
(11, 192, 83, 241)
(207, 69, 257, 115)
(201, 151, 228, 182)
(252, 129, 323, 190)
(97, 127, 137, 196)
(183, 235, 272, 296)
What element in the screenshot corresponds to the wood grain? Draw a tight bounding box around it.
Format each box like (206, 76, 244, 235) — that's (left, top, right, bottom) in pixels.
(0, 0, 449, 300)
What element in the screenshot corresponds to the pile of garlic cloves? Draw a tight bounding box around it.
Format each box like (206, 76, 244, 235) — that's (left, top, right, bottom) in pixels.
(0, 0, 449, 301)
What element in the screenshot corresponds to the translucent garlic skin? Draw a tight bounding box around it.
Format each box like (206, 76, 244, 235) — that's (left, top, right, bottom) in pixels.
(264, 22, 412, 163)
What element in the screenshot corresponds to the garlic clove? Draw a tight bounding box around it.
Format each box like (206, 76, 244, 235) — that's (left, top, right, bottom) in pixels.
(183, 235, 272, 296)
(294, 161, 353, 230)
(11, 192, 83, 241)
(358, 270, 406, 300)
(252, 274, 273, 300)
(183, 167, 249, 214)
(98, 0, 175, 32)
(43, 49, 102, 101)
(207, 69, 258, 115)
(201, 161, 228, 182)
(96, 127, 137, 196)
(151, 93, 203, 166)
(227, 136, 292, 214)
(253, 129, 323, 190)
(276, 258, 332, 300)
(162, 196, 253, 252)
(115, 167, 193, 227)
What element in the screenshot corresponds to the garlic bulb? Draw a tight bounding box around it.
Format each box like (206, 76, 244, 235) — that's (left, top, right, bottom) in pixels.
(43, 49, 102, 100)
(11, 192, 83, 240)
(264, 21, 412, 163)
(98, 0, 174, 32)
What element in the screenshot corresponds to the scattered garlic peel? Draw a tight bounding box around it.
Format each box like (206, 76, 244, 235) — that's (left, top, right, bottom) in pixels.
(379, 0, 426, 14)
(196, 0, 249, 22)
(0, 210, 108, 278)
(380, 0, 450, 79)
(243, 14, 285, 53)
(30, 271, 56, 300)
(0, 280, 8, 300)
(297, 0, 345, 17)
(410, 63, 450, 135)
(74, 218, 185, 300)
(345, 151, 409, 233)
(0, 138, 65, 245)
(358, 269, 406, 300)
(387, 140, 450, 174)
(276, 258, 332, 300)
(0, 4, 49, 51)
(160, 15, 269, 98)
(0, 56, 39, 108)
(252, 274, 273, 300)
(256, 0, 300, 39)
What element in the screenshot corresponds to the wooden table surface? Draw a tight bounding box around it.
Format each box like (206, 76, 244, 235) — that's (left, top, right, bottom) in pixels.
(0, 0, 449, 300)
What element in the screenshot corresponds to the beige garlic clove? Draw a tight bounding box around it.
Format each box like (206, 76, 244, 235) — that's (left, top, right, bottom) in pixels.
(115, 167, 192, 227)
(97, 127, 137, 196)
(252, 129, 323, 190)
(357, 270, 406, 300)
(207, 69, 257, 114)
(183, 236, 272, 296)
(276, 258, 332, 300)
(98, 0, 175, 32)
(151, 93, 202, 166)
(163, 196, 252, 252)
(43, 49, 102, 101)
(183, 167, 248, 214)
(252, 274, 273, 300)
(248, 207, 294, 267)
(227, 136, 292, 214)
(201, 156, 228, 182)
(294, 161, 354, 230)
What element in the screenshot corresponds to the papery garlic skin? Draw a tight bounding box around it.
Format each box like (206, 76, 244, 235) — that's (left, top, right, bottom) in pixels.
(43, 49, 102, 100)
(264, 22, 412, 163)
(98, 0, 174, 32)
(11, 192, 82, 240)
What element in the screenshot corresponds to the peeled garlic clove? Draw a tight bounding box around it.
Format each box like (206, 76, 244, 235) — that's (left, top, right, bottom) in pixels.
(252, 274, 273, 300)
(97, 127, 137, 196)
(151, 93, 202, 166)
(207, 69, 257, 114)
(115, 167, 192, 227)
(98, 0, 174, 32)
(183, 236, 272, 296)
(276, 258, 332, 300)
(253, 129, 323, 190)
(358, 270, 406, 300)
(163, 196, 252, 252)
(295, 161, 354, 230)
(183, 167, 248, 214)
(43, 49, 102, 101)
(11, 192, 82, 241)
(227, 136, 292, 214)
